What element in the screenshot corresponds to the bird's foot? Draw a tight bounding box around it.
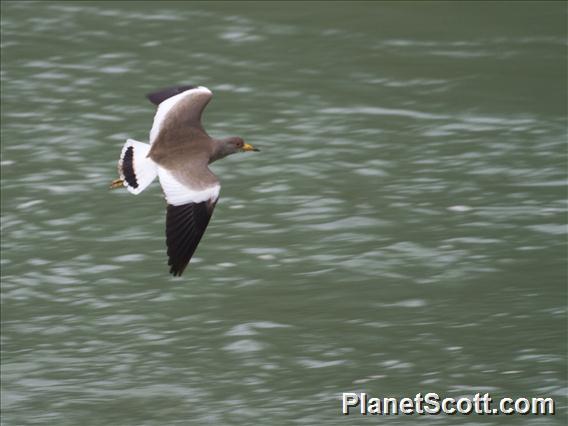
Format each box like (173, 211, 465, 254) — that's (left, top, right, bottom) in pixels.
(109, 179, 124, 189)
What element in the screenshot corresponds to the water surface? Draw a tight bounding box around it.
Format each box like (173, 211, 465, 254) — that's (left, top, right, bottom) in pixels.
(1, 1, 566, 425)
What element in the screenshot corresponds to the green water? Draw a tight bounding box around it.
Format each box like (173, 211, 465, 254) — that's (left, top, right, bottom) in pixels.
(1, 1, 566, 425)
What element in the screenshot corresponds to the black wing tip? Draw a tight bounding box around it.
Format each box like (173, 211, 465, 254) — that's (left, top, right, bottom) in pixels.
(169, 265, 186, 277)
(165, 201, 216, 277)
(146, 85, 197, 106)
(168, 256, 189, 277)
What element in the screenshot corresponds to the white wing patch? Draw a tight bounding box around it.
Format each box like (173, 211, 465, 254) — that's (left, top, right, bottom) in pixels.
(158, 167, 220, 206)
(149, 86, 212, 145)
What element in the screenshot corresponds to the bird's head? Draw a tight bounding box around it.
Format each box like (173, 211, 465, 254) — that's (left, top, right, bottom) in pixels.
(212, 136, 259, 162)
(227, 136, 259, 153)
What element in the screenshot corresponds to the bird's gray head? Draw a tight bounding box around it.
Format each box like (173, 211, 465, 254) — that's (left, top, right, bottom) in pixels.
(211, 136, 259, 163)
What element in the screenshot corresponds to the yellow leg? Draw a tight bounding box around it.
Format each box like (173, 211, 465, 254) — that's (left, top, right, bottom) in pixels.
(109, 179, 124, 189)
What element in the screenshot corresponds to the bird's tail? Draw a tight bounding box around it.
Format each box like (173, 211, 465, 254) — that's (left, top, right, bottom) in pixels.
(111, 139, 158, 194)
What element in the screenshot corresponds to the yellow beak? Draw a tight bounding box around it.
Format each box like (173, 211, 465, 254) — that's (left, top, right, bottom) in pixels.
(242, 143, 259, 152)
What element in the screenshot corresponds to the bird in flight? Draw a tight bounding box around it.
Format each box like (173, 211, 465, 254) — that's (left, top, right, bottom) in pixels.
(110, 85, 259, 276)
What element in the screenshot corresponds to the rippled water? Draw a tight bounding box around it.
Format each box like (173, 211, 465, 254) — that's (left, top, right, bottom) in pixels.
(1, 2, 566, 425)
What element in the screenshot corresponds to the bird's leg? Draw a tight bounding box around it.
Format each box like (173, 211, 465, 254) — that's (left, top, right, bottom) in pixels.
(109, 178, 124, 189)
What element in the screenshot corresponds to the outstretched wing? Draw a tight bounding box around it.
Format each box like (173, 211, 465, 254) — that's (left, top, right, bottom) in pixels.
(166, 201, 217, 277)
(158, 167, 220, 276)
(147, 86, 213, 145)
